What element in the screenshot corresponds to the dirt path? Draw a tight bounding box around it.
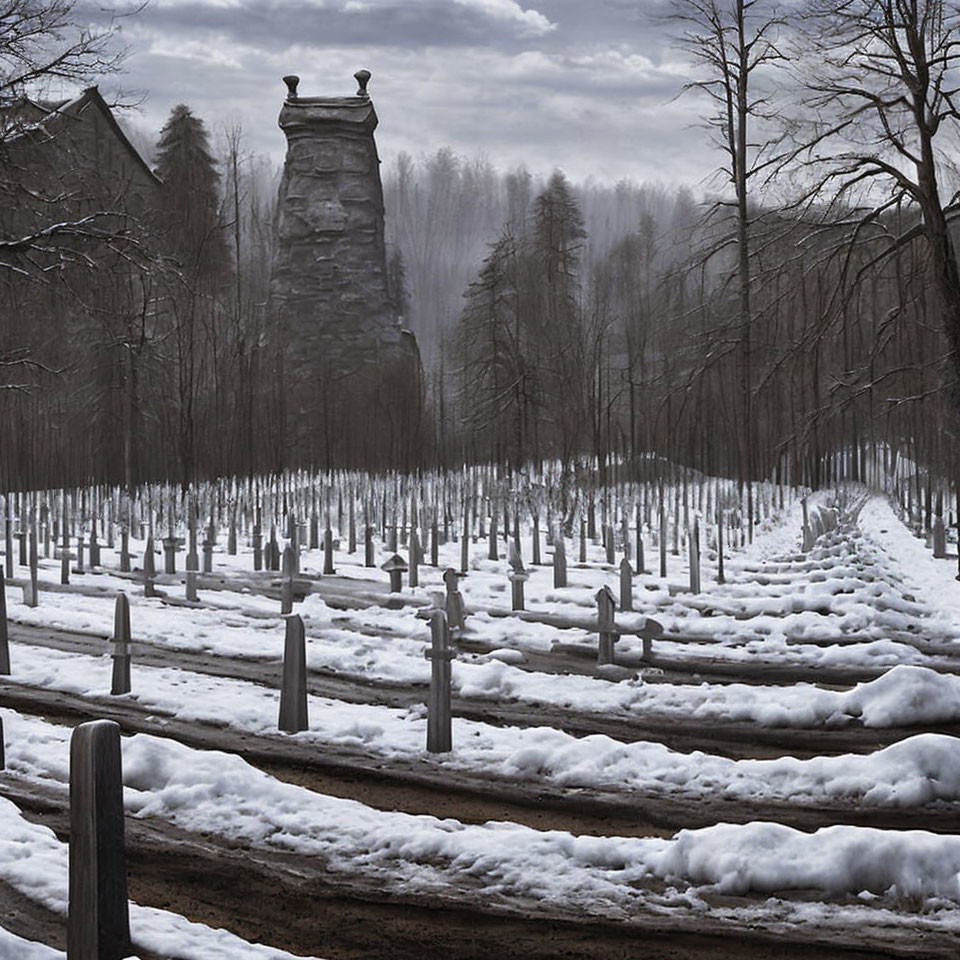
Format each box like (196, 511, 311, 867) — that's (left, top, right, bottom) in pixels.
(10, 622, 960, 761)
(3, 777, 950, 960)
(4, 683, 960, 835)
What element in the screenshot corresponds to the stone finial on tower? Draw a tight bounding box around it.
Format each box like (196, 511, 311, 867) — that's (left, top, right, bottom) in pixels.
(354, 69, 371, 98)
(283, 75, 300, 100)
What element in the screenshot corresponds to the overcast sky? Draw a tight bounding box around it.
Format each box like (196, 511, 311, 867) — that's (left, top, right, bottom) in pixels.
(86, 0, 716, 186)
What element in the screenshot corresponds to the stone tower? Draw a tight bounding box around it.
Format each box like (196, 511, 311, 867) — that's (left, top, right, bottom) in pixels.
(269, 70, 420, 466)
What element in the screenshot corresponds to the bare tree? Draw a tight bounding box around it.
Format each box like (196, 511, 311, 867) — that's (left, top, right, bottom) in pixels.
(792, 0, 960, 413)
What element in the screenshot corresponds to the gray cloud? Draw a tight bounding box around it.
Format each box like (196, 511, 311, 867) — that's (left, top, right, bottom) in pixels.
(77, 0, 720, 187)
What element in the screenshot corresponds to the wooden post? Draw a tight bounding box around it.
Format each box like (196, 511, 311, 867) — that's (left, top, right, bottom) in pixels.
(531, 513, 541, 565)
(689, 517, 701, 594)
(24, 514, 38, 608)
(0, 563, 10, 675)
(281, 545, 296, 615)
(579, 516, 587, 563)
(933, 516, 947, 558)
(443, 567, 465, 631)
(619, 557, 633, 612)
(162, 535, 178, 575)
(253, 509, 263, 571)
(430, 520, 439, 567)
(424, 611, 453, 753)
(4, 500, 12, 576)
(364, 523, 375, 567)
(61, 503, 70, 586)
(460, 498, 470, 574)
(553, 530, 567, 588)
(268, 525, 280, 571)
(659, 498, 667, 578)
(119, 527, 131, 574)
(143, 537, 156, 598)
(409, 527, 419, 587)
(348, 498, 357, 555)
(202, 522, 215, 574)
(278, 614, 308, 733)
(488, 501, 498, 561)
(110, 594, 132, 696)
(596, 585, 617, 665)
(68, 720, 131, 960)
(605, 524, 615, 565)
(509, 571, 527, 611)
(323, 526, 335, 575)
(717, 502, 725, 584)
(89, 525, 100, 568)
(228, 513, 237, 555)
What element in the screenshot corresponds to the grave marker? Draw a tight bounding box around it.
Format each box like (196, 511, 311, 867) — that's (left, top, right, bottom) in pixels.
(619, 557, 633, 612)
(278, 614, 308, 733)
(382, 554, 408, 593)
(425, 610, 453, 753)
(596, 585, 617, 665)
(0, 563, 10, 675)
(110, 594, 132, 695)
(68, 720, 131, 960)
(443, 567, 466, 631)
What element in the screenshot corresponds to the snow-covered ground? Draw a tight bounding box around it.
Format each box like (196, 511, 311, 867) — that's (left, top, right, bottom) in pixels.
(4, 485, 960, 954)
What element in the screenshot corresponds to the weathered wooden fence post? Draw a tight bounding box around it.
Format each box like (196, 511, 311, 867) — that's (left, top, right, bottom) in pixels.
(409, 527, 420, 587)
(202, 521, 215, 574)
(68, 720, 131, 960)
(143, 538, 157, 598)
(596, 585, 617, 665)
(619, 557, 633, 612)
(323, 526, 335, 575)
(0, 563, 10, 675)
(553, 530, 567, 588)
(278, 614, 308, 733)
(281, 546, 296, 615)
(933, 515, 947, 559)
(443, 567, 465, 631)
(689, 517, 701, 594)
(253, 508, 263, 571)
(24, 514, 38, 608)
(89, 524, 100, 568)
(425, 611, 453, 753)
(659, 498, 667, 578)
(508, 542, 528, 611)
(364, 522, 375, 568)
(460, 498, 470, 574)
(119, 527, 131, 574)
(61, 505, 70, 586)
(111, 594, 132, 696)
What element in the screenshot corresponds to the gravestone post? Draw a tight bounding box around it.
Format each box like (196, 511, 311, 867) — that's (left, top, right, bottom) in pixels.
(579, 516, 587, 563)
(68, 720, 131, 960)
(24, 513, 38, 608)
(689, 517, 701, 593)
(382, 554, 408, 592)
(365, 522, 375, 568)
(605, 524, 615, 565)
(0, 563, 10, 674)
(443, 567, 465, 631)
(253, 507, 263, 571)
(531, 513, 541, 565)
(424, 610, 453, 753)
(61, 501, 70, 585)
(143, 537, 157, 598)
(553, 529, 567, 588)
(89, 523, 100, 568)
(460, 498, 470, 574)
(278, 614, 308, 733)
(110, 593, 132, 696)
(596, 585, 617, 665)
(408, 527, 419, 587)
(323, 525, 335, 575)
(619, 557, 633, 612)
(281, 545, 296, 615)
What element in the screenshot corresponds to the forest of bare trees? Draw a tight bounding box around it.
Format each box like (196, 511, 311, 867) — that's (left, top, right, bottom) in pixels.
(1, 0, 958, 496)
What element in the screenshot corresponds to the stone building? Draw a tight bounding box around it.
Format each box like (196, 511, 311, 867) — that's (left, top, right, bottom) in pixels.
(269, 70, 422, 468)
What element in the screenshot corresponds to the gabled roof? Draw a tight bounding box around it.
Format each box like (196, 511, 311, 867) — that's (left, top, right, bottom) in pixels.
(1, 86, 161, 187)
